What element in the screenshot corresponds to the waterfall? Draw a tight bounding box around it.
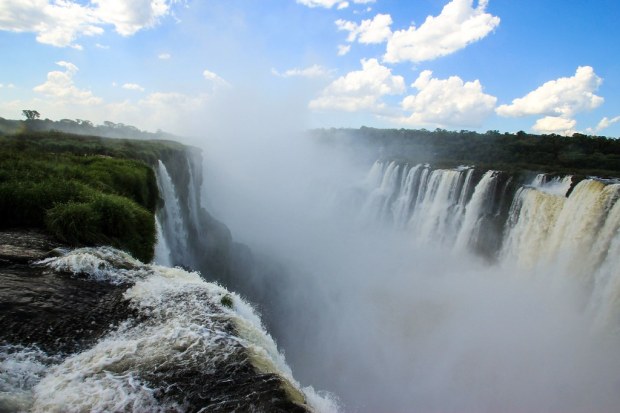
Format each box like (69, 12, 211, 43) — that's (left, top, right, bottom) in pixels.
(359, 161, 401, 223)
(453, 170, 499, 251)
(155, 160, 189, 267)
(392, 164, 424, 227)
(153, 215, 172, 266)
(531, 173, 573, 196)
(360, 161, 508, 250)
(409, 169, 465, 243)
(360, 160, 620, 322)
(501, 179, 620, 279)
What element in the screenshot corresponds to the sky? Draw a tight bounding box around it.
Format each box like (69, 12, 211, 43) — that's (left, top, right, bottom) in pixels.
(0, 0, 619, 137)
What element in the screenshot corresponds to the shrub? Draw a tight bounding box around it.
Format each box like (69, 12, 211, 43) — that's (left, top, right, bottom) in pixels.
(46, 194, 155, 262)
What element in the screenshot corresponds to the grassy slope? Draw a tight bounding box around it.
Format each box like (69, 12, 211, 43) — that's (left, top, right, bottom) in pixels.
(0, 131, 188, 262)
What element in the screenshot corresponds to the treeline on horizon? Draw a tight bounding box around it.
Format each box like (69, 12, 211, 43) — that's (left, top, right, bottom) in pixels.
(0, 116, 177, 142)
(312, 127, 620, 178)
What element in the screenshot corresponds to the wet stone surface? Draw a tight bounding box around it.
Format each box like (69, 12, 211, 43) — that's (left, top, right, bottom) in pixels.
(0, 230, 135, 354)
(0, 231, 314, 412)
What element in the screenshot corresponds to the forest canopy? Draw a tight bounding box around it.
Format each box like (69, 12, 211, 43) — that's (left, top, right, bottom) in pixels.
(312, 127, 620, 178)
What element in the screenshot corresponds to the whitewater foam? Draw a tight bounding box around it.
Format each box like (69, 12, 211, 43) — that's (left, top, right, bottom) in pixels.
(4, 247, 341, 412)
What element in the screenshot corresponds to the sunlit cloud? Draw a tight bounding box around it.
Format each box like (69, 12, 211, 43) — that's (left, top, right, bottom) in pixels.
(203, 69, 231, 89)
(395, 70, 497, 127)
(336, 13, 392, 44)
(384, 0, 500, 63)
(309, 58, 405, 112)
(296, 0, 375, 9)
(0, 0, 180, 48)
(585, 115, 620, 135)
(122, 83, 145, 92)
(33, 61, 102, 105)
(337, 44, 351, 56)
(496, 66, 604, 118)
(532, 116, 577, 136)
(272, 64, 334, 79)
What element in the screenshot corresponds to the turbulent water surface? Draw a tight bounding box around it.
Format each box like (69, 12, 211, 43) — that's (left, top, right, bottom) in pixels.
(0, 247, 336, 412)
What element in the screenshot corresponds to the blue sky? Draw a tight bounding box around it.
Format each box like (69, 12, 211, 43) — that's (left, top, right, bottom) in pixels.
(1, 0, 619, 137)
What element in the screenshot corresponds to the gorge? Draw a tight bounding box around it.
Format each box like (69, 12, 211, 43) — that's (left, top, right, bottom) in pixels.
(1, 127, 620, 412)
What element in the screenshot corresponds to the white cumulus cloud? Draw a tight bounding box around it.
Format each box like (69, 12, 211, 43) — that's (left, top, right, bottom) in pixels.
(585, 115, 620, 135)
(384, 0, 500, 63)
(337, 44, 351, 56)
(158, 53, 171, 60)
(309, 58, 405, 112)
(272, 64, 333, 78)
(122, 83, 145, 92)
(336, 13, 392, 44)
(203, 69, 230, 88)
(532, 116, 576, 136)
(91, 0, 174, 36)
(0, 0, 179, 48)
(396, 70, 497, 127)
(296, 0, 375, 9)
(34, 61, 102, 105)
(496, 66, 604, 118)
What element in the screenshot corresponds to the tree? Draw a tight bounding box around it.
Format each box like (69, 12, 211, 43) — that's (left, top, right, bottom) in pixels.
(22, 110, 40, 120)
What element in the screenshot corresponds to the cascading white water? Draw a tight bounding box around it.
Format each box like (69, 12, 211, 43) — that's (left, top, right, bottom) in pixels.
(392, 164, 423, 227)
(155, 160, 189, 266)
(360, 161, 502, 250)
(502, 179, 620, 279)
(3, 247, 339, 413)
(409, 169, 465, 244)
(362, 160, 620, 329)
(359, 161, 401, 223)
(186, 157, 202, 227)
(453, 170, 498, 251)
(531, 173, 573, 196)
(154, 215, 172, 266)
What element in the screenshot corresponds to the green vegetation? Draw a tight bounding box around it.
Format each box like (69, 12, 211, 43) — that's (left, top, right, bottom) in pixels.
(0, 130, 189, 262)
(313, 127, 620, 178)
(220, 294, 234, 308)
(0, 116, 178, 141)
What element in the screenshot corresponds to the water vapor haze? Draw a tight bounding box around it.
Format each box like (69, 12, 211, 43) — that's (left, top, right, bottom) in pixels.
(186, 94, 620, 413)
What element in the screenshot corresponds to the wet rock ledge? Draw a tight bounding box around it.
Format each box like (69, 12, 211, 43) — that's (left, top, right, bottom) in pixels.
(0, 230, 314, 412)
(0, 229, 134, 354)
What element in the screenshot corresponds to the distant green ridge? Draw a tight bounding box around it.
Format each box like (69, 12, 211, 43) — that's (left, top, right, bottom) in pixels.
(313, 127, 620, 178)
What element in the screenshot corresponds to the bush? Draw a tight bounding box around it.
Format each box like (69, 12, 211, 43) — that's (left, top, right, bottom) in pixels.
(0, 134, 169, 261)
(0, 180, 93, 228)
(46, 194, 155, 262)
(45, 201, 101, 245)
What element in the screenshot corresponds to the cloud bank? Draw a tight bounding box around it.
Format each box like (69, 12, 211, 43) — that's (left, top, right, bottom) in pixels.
(0, 0, 179, 48)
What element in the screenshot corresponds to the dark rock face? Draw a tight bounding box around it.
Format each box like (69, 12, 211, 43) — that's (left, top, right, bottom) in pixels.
(0, 230, 61, 263)
(0, 230, 135, 354)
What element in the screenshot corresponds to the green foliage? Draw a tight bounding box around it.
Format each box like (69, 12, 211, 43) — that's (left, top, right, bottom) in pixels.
(312, 127, 620, 178)
(220, 294, 234, 308)
(46, 194, 156, 262)
(22, 110, 40, 120)
(0, 131, 190, 262)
